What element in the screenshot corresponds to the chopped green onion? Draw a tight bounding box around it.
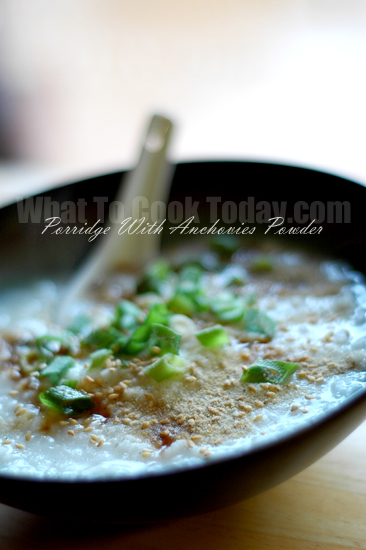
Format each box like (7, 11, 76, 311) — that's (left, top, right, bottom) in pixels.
(136, 260, 171, 294)
(240, 359, 299, 384)
(61, 380, 78, 389)
(211, 294, 245, 324)
(148, 323, 181, 356)
(84, 326, 123, 349)
(243, 309, 275, 338)
(178, 265, 203, 293)
(195, 325, 230, 348)
(250, 256, 273, 273)
(39, 386, 94, 415)
(210, 235, 240, 258)
(113, 300, 143, 331)
(88, 348, 112, 370)
(124, 324, 152, 355)
(36, 335, 63, 358)
(39, 356, 75, 386)
(110, 335, 129, 354)
(145, 303, 171, 326)
(168, 291, 196, 316)
(68, 315, 93, 338)
(145, 353, 187, 382)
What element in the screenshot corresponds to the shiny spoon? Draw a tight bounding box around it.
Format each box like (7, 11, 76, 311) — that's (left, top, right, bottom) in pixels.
(58, 114, 174, 324)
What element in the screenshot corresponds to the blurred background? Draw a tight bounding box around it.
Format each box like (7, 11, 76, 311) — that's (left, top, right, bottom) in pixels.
(0, 0, 365, 205)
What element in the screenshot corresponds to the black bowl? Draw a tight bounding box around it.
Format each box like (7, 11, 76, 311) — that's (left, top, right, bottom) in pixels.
(0, 161, 365, 522)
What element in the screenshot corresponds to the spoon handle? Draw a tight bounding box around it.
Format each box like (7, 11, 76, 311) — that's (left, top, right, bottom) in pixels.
(58, 114, 174, 323)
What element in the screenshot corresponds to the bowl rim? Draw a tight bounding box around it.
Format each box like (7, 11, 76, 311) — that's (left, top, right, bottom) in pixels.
(0, 158, 365, 486)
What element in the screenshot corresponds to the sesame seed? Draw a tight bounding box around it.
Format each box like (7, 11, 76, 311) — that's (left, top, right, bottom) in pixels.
(254, 400, 264, 408)
(8, 390, 18, 396)
(122, 418, 131, 425)
(25, 431, 31, 441)
(15, 443, 25, 450)
(253, 414, 263, 422)
(151, 346, 161, 355)
(60, 420, 69, 426)
(305, 394, 315, 400)
(67, 430, 75, 436)
(142, 450, 152, 458)
(69, 418, 78, 425)
(84, 426, 93, 432)
(2, 440, 12, 445)
(108, 393, 119, 401)
(16, 407, 27, 416)
(85, 375, 94, 383)
(291, 404, 299, 411)
(302, 408, 309, 414)
(90, 434, 99, 442)
(97, 439, 104, 447)
(141, 421, 150, 429)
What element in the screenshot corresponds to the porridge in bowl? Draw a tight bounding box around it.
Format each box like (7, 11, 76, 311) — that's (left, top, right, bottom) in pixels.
(1, 237, 366, 479)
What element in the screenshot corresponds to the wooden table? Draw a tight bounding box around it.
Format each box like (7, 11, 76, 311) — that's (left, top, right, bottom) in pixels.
(0, 420, 364, 550)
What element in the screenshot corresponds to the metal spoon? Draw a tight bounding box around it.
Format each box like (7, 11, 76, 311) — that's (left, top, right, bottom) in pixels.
(58, 114, 174, 323)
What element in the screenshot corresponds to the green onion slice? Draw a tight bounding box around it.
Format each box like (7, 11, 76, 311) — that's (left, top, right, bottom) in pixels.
(243, 309, 275, 338)
(145, 303, 171, 326)
(145, 354, 188, 382)
(88, 348, 112, 370)
(84, 326, 123, 349)
(39, 386, 94, 415)
(124, 324, 152, 355)
(136, 259, 171, 294)
(167, 292, 196, 316)
(195, 325, 230, 348)
(148, 323, 181, 356)
(113, 300, 143, 331)
(210, 235, 240, 258)
(39, 356, 75, 386)
(36, 335, 64, 358)
(250, 256, 273, 273)
(68, 315, 93, 338)
(240, 359, 299, 384)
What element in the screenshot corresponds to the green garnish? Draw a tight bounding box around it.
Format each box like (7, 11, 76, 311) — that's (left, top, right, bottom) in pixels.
(243, 309, 275, 338)
(39, 356, 75, 386)
(250, 256, 273, 273)
(88, 348, 112, 370)
(36, 335, 64, 358)
(195, 325, 230, 348)
(145, 353, 187, 382)
(113, 300, 143, 331)
(210, 235, 240, 258)
(68, 315, 93, 338)
(167, 291, 196, 316)
(124, 324, 152, 355)
(61, 379, 78, 389)
(210, 294, 245, 324)
(39, 386, 94, 415)
(240, 359, 299, 384)
(136, 259, 171, 294)
(148, 323, 181, 356)
(84, 326, 123, 349)
(145, 303, 171, 326)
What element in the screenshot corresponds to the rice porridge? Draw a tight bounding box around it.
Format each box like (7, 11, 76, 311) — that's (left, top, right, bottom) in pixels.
(1, 237, 366, 479)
